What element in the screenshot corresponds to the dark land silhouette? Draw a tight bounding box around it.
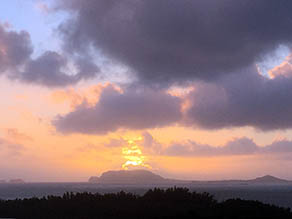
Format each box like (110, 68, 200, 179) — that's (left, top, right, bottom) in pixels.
(88, 169, 292, 185)
(0, 187, 291, 219)
(88, 169, 188, 184)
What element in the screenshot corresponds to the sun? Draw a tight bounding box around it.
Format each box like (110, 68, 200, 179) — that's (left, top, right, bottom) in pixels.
(122, 138, 151, 170)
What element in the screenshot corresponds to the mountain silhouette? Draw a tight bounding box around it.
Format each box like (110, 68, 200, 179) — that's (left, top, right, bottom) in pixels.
(96, 169, 168, 184)
(89, 169, 191, 184)
(249, 175, 289, 183)
(89, 170, 291, 185)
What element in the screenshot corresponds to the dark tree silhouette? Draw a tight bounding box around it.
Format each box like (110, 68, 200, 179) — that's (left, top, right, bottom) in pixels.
(0, 187, 291, 219)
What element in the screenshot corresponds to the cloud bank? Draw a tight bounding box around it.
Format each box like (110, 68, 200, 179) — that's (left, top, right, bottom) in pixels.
(54, 85, 182, 134)
(2, 1, 291, 132)
(164, 137, 292, 157)
(58, 0, 292, 84)
(51, 1, 292, 132)
(0, 23, 99, 87)
(0, 24, 32, 72)
(185, 65, 292, 130)
(54, 61, 292, 134)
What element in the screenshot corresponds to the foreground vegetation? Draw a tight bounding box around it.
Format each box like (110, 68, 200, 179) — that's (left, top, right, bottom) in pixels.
(0, 187, 291, 218)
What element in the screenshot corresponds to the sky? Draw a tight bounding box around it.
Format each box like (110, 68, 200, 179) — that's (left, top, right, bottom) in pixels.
(1, 0, 292, 182)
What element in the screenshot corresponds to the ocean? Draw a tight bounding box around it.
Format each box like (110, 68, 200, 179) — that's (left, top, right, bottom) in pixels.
(0, 183, 292, 209)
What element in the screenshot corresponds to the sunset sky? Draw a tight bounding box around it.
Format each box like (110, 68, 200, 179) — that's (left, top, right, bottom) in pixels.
(1, 0, 292, 182)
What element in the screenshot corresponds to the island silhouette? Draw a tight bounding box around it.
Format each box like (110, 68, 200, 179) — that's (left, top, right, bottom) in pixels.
(88, 169, 291, 185)
(0, 170, 291, 218)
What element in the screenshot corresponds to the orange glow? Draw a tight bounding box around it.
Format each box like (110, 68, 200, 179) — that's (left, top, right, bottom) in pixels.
(167, 85, 194, 97)
(50, 83, 123, 109)
(268, 54, 292, 79)
(0, 77, 290, 182)
(122, 138, 151, 170)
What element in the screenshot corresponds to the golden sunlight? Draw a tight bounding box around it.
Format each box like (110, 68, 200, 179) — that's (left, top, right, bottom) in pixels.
(122, 138, 151, 170)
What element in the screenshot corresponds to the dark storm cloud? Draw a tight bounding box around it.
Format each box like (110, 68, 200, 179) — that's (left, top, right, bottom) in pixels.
(0, 24, 99, 87)
(20, 51, 77, 87)
(185, 65, 292, 130)
(164, 137, 292, 157)
(20, 51, 99, 87)
(58, 0, 292, 84)
(54, 85, 182, 134)
(0, 24, 32, 72)
(30, 0, 292, 132)
(54, 64, 292, 133)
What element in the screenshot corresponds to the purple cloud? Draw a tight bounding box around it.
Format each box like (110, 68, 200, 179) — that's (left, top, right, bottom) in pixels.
(185, 65, 292, 130)
(58, 0, 292, 84)
(0, 24, 32, 72)
(164, 137, 292, 157)
(0, 23, 99, 87)
(54, 85, 182, 134)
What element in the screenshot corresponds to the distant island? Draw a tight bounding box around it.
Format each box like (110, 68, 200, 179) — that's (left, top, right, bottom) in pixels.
(89, 169, 190, 185)
(89, 169, 292, 185)
(192, 175, 290, 185)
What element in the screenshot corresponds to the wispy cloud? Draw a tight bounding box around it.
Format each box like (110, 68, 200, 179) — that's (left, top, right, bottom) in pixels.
(164, 137, 292, 157)
(5, 128, 33, 143)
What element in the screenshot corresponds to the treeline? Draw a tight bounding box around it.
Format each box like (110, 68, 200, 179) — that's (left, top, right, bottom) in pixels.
(0, 187, 291, 218)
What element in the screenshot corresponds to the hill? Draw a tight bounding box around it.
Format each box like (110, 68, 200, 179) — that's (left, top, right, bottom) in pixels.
(89, 170, 291, 185)
(249, 175, 289, 184)
(97, 169, 167, 184)
(89, 169, 190, 185)
(192, 175, 291, 185)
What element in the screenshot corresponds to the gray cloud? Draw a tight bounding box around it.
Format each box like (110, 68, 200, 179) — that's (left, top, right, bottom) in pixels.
(263, 140, 292, 153)
(58, 0, 292, 84)
(53, 64, 292, 133)
(52, 64, 292, 133)
(164, 137, 292, 157)
(20, 51, 77, 87)
(47, 1, 292, 132)
(138, 131, 162, 154)
(0, 23, 99, 87)
(185, 65, 292, 130)
(54, 85, 182, 134)
(19, 51, 99, 87)
(141, 131, 155, 148)
(0, 24, 32, 72)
